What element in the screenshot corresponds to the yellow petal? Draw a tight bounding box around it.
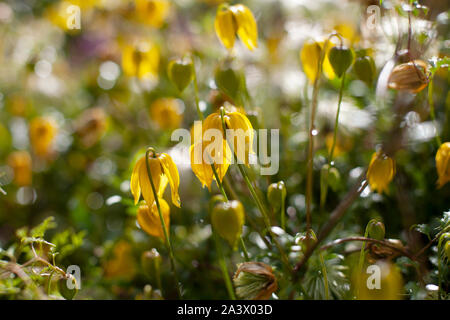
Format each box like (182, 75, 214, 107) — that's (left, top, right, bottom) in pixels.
(214, 5, 237, 50)
(225, 111, 254, 165)
(130, 157, 144, 204)
(230, 4, 258, 51)
(436, 142, 450, 188)
(138, 156, 166, 205)
(137, 199, 170, 240)
(190, 142, 214, 189)
(159, 153, 181, 207)
(367, 152, 395, 193)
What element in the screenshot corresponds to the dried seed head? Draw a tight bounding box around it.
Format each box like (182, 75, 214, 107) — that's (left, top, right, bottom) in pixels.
(388, 60, 428, 93)
(233, 262, 277, 300)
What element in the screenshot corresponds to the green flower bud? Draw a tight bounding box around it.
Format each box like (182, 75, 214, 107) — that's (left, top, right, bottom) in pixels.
(367, 219, 385, 240)
(211, 200, 245, 249)
(267, 181, 286, 212)
(214, 63, 243, 104)
(328, 46, 354, 78)
(296, 229, 318, 253)
(167, 58, 194, 92)
(233, 262, 277, 300)
(353, 56, 376, 85)
(58, 274, 78, 300)
(141, 248, 162, 282)
(209, 194, 227, 214)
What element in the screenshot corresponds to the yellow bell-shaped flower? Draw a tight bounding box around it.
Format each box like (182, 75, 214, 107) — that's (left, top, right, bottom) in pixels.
(130, 151, 180, 207)
(300, 39, 336, 83)
(29, 117, 57, 158)
(190, 108, 254, 189)
(7, 151, 32, 187)
(214, 4, 258, 51)
(135, 0, 170, 28)
(137, 199, 170, 240)
(122, 40, 160, 80)
(436, 142, 450, 188)
(149, 98, 183, 130)
(367, 152, 395, 194)
(104, 241, 137, 280)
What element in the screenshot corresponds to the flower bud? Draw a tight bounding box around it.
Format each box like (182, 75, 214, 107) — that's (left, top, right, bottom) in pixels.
(367, 152, 395, 194)
(328, 46, 354, 78)
(214, 63, 242, 104)
(267, 181, 286, 212)
(167, 58, 194, 92)
(233, 262, 277, 300)
(367, 219, 385, 240)
(296, 229, 318, 253)
(435, 142, 450, 188)
(141, 248, 162, 282)
(388, 60, 428, 93)
(211, 200, 245, 249)
(58, 274, 78, 300)
(209, 194, 227, 213)
(353, 56, 376, 85)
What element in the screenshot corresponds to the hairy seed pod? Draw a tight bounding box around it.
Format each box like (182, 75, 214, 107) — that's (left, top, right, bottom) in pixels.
(233, 262, 277, 300)
(388, 60, 428, 93)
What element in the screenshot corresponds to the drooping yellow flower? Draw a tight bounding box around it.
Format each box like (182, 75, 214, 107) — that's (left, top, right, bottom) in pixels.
(214, 4, 258, 51)
(104, 241, 137, 280)
(436, 142, 450, 188)
(190, 108, 254, 189)
(300, 39, 336, 83)
(7, 151, 32, 186)
(366, 152, 395, 193)
(29, 117, 57, 158)
(135, 0, 170, 28)
(130, 151, 180, 207)
(122, 40, 160, 80)
(149, 98, 183, 130)
(137, 199, 170, 240)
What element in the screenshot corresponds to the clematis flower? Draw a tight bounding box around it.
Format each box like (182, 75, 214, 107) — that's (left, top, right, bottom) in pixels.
(130, 151, 180, 207)
(29, 117, 57, 158)
(7, 151, 32, 186)
(190, 108, 254, 189)
(366, 152, 395, 194)
(149, 98, 183, 130)
(135, 0, 170, 28)
(137, 199, 170, 240)
(300, 39, 337, 83)
(436, 142, 450, 188)
(122, 40, 160, 80)
(214, 3, 258, 51)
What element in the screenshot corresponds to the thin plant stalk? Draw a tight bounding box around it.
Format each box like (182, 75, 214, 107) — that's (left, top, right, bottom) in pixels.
(318, 252, 329, 300)
(145, 148, 182, 299)
(428, 78, 442, 147)
(213, 230, 236, 300)
(280, 192, 286, 231)
(191, 56, 204, 121)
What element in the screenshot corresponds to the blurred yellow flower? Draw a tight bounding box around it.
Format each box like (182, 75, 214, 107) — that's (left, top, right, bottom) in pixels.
(214, 4, 258, 51)
(104, 241, 137, 280)
(130, 151, 180, 207)
(29, 117, 57, 158)
(122, 40, 160, 80)
(75, 107, 107, 148)
(149, 98, 183, 130)
(137, 199, 170, 240)
(190, 108, 253, 189)
(367, 152, 395, 194)
(353, 260, 403, 300)
(7, 151, 32, 187)
(300, 39, 336, 83)
(436, 142, 450, 188)
(135, 0, 170, 28)
(325, 132, 353, 157)
(332, 23, 360, 44)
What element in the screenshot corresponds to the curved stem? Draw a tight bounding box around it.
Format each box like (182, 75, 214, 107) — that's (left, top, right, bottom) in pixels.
(145, 148, 182, 299)
(191, 56, 204, 121)
(428, 78, 442, 147)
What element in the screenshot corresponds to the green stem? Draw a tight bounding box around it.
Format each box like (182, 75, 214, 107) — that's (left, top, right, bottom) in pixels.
(145, 148, 182, 299)
(355, 226, 370, 299)
(191, 56, 204, 121)
(213, 230, 236, 300)
(318, 252, 329, 300)
(281, 192, 286, 231)
(428, 78, 441, 147)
